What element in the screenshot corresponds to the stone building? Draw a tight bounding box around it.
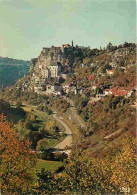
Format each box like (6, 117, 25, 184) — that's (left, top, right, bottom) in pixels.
(29, 41, 74, 83)
(48, 62, 62, 78)
(46, 84, 62, 94)
(41, 68, 51, 79)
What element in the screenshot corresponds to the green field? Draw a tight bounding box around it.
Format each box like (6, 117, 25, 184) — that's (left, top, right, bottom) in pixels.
(32, 159, 63, 179)
(42, 135, 66, 148)
(35, 110, 50, 128)
(6, 106, 26, 124)
(32, 110, 66, 148)
(17, 105, 66, 149)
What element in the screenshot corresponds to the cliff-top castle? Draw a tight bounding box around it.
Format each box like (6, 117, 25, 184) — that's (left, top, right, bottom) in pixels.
(30, 41, 74, 79)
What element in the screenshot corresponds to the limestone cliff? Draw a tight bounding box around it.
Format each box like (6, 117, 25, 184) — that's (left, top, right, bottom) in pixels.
(30, 43, 74, 76)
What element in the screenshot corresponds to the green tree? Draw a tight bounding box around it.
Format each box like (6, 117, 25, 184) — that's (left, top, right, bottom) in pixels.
(0, 114, 36, 194)
(35, 137, 136, 194)
(36, 139, 49, 151)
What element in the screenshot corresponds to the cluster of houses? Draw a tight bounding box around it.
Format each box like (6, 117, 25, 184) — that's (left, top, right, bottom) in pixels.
(92, 86, 135, 104)
(88, 86, 135, 104)
(14, 44, 136, 103)
(19, 73, 135, 100)
(80, 48, 134, 79)
(28, 42, 75, 95)
(103, 87, 134, 97)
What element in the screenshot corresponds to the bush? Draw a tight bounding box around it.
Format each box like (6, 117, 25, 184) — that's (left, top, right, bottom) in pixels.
(26, 131, 44, 149)
(39, 151, 55, 161)
(32, 123, 39, 131)
(36, 139, 49, 151)
(54, 152, 68, 162)
(24, 118, 33, 129)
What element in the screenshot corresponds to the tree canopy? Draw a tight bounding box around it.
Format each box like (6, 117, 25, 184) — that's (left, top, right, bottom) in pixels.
(0, 114, 36, 194)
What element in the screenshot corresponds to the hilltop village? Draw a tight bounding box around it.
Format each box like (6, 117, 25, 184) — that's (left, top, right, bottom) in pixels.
(0, 42, 136, 194)
(15, 41, 136, 100)
(28, 41, 74, 95)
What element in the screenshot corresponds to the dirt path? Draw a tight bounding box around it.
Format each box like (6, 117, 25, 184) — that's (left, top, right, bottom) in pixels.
(53, 114, 72, 151)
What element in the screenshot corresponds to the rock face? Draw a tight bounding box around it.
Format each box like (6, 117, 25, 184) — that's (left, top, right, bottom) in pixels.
(28, 42, 74, 94)
(30, 43, 74, 78)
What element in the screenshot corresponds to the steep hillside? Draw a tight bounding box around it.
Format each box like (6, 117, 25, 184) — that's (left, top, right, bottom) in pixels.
(0, 57, 29, 87)
(1, 43, 136, 157)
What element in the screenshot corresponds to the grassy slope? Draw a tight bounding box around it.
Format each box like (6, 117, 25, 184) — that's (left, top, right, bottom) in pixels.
(32, 159, 62, 179)
(5, 106, 26, 124)
(21, 105, 66, 148)
(34, 110, 66, 147)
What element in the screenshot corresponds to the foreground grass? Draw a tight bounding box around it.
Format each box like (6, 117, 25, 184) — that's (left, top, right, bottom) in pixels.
(42, 135, 66, 148)
(35, 110, 66, 148)
(22, 105, 51, 129)
(32, 159, 63, 179)
(5, 106, 25, 124)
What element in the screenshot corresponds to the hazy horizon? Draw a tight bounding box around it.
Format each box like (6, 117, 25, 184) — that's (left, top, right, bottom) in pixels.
(0, 0, 136, 61)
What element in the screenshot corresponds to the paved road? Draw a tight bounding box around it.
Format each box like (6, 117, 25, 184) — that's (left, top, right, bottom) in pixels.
(21, 102, 74, 154)
(64, 97, 86, 129)
(53, 114, 72, 150)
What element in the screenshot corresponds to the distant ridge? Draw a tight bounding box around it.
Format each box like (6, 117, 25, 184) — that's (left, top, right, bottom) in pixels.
(0, 56, 29, 66)
(0, 57, 29, 88)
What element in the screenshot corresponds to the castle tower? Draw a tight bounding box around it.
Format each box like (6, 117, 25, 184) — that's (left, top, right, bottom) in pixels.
(71, 40, 73, 47)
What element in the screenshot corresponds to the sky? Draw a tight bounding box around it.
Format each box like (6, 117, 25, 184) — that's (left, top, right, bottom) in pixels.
(0, 0, 136, 60)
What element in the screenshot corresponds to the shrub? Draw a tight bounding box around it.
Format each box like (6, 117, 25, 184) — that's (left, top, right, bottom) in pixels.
(36, 139, 49, 151)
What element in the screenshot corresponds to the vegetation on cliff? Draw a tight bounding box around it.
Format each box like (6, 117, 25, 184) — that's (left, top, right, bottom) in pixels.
(0, 42, 136, 194)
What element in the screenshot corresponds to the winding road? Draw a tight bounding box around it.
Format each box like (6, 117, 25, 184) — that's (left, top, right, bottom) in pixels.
(21, 101, 84, 154)
(53, 97, 87, 153)
(22, 104, 73, 153)
(53, 113, 72, 152)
